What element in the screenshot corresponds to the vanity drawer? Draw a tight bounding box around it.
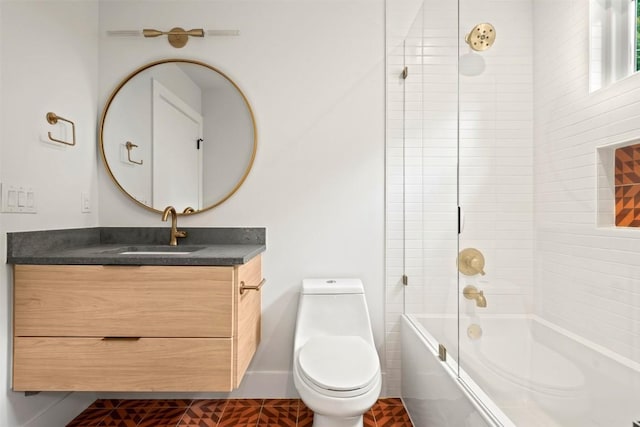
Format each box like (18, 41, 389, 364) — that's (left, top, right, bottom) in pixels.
(14, 265, 234, 338)
(13, 337, 234, 392)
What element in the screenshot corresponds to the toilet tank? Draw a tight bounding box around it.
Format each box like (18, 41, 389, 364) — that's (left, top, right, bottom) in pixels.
(294, 279, 375, 351)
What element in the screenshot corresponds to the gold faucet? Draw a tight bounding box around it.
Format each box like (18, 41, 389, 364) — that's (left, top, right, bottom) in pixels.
(463, 285, 487, 308)
(161, 206, 187, 246)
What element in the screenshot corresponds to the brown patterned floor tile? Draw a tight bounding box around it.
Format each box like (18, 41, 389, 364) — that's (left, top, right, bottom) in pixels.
(177, 417, 218, 427)
(116, 399, 156, 409)
(66, 408, 112, 427)
(97, 408, 149, 427)
(374, 398, 404, 408)
(152, 399, 193, 408)
(257, 405, 297, 426)
(224, 398, 264, 407)
(86, 400, 122, 410)
(296, 405, 313, 427)
(217, 403, 261, 427)
(178, 400, 227, 426)
(71, 397, 412, 427)
(262, 399, 299, 408)
(373, 407, 413, 427)
(364, 409, 376, 427)
(189, 399, 228, 413)
(137, 407, 187, 427)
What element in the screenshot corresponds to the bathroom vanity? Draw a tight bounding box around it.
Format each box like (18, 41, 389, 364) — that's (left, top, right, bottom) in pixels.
(7, 227, 266, 392)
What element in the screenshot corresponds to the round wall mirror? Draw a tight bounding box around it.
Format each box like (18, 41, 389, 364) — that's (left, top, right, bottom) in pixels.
(99, 59, 257, 214)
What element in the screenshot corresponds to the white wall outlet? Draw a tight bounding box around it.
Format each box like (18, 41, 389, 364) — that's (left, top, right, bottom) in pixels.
(81, 192, 91, 213)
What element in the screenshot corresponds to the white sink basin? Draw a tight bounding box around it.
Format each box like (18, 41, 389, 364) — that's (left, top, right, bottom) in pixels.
(118, 251, 194, 255)
(103, 245, 205, 256)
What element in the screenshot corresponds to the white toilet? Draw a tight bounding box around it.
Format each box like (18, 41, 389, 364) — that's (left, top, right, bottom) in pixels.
(293, 278, 381, 427)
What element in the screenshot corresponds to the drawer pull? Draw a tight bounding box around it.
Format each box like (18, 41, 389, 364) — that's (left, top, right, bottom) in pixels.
(240, 278, 266, 295)
(102, 337, 141, 341)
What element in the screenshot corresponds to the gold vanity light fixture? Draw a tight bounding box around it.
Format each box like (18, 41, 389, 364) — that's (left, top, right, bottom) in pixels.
(106, 28, 240, 48)
(465, 23, 496, 52)
(143, 27, 203, 48)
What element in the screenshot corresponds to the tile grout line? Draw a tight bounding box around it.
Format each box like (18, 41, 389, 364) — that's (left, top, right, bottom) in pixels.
(172, 399, 194, 427)
(256, 402, 264, 427)
(215, 399, 232, 427)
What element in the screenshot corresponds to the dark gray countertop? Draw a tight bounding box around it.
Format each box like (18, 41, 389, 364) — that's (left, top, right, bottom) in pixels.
(7, 227, 266, 266)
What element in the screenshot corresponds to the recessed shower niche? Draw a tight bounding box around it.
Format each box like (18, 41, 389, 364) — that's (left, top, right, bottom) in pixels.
(597, 140, 640, 227)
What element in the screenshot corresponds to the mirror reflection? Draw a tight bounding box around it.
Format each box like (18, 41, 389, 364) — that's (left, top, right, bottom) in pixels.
(100, 59, 256, 213)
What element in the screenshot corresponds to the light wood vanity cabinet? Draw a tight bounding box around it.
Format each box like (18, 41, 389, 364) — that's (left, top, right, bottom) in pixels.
(12, 254, 263, 392)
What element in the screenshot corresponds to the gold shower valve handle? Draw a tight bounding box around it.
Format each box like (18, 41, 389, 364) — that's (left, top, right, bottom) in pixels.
(458, 248, 486, 276)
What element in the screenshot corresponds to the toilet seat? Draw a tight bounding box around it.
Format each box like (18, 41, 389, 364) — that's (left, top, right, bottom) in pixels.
(297, 336, 379, 398)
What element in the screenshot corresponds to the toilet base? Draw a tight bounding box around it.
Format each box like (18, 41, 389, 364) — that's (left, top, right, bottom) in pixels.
(313, 413, 363, 427)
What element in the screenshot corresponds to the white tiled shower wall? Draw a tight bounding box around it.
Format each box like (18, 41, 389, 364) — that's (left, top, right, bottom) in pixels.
(387, 0, 640, 396)
(533, 0, 640, 364)
(385, 0, 534, 396)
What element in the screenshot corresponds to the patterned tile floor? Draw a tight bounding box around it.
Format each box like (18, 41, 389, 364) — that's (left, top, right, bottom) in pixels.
(67, 398, 413, 427)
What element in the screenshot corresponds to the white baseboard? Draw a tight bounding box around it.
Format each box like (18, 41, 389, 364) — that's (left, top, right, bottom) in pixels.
(97, 370, 394, 401)
(24, 393, 97, 427)
(96, 371, 298, 400)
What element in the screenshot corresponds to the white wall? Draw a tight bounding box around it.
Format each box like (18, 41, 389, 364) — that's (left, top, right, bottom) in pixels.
(0, 1, 385, 424)
(98, 0, 385, 396)
(0, 1, 100, 426)
(534, 0, 640, 365)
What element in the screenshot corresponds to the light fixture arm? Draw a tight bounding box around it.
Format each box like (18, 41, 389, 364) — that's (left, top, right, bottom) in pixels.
(142, 27, 204, 48)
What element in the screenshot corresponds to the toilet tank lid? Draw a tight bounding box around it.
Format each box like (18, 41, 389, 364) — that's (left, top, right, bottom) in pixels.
(301, 278, 364, 294)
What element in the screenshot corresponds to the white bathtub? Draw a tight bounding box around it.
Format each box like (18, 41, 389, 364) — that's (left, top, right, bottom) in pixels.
(401, 314, 640, 427)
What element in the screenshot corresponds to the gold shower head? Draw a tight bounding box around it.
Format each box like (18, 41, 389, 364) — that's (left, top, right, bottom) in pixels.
(465, 23, 496, 52)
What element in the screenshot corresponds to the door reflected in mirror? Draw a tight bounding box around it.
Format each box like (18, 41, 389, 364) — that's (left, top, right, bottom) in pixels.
(100, 59, 256, 214)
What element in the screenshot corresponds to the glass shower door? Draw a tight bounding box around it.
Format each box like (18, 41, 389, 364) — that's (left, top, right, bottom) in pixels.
(398, 0, 461, 375)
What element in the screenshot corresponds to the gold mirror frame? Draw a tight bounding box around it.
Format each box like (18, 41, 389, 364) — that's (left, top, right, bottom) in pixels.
(99, 58, 257, 215)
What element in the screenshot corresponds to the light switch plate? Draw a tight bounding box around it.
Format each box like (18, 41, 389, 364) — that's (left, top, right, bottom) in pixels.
(1, 183, 36, 213)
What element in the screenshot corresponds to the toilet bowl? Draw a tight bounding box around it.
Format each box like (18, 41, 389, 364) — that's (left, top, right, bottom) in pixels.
(293, 278, 381, 427)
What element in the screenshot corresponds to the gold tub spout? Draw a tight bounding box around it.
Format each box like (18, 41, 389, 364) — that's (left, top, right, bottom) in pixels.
(161, 206, 187, 246)
(463, 285, 487, 308)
